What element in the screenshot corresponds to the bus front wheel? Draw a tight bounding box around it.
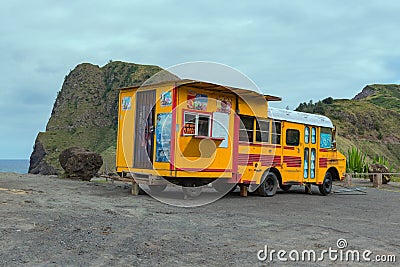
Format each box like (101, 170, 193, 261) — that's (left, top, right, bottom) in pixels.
(318, 172, 333, 196)
(257, 172, 278, 197)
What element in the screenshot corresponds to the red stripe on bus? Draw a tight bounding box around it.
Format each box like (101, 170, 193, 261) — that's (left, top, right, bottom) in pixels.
(319, 158, 328, 168)
(283, 146, 295, 150)
(238, 153, 281, 166)
(176, 168, 232, 172)
(283, 156, 302, 167)
(238, 142, 281, 148)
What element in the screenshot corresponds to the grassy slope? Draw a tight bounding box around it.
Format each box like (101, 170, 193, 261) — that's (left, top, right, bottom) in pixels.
(364, 84, 400, 113)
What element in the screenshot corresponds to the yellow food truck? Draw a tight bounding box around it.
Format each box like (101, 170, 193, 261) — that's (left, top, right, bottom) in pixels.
(116, 79, 346, 197)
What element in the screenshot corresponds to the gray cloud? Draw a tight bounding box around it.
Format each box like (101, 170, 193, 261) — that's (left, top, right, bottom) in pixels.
(1, 0, 400, 158)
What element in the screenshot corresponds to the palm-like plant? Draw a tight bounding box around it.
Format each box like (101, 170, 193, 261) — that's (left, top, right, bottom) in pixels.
(346, 147, 368, 173)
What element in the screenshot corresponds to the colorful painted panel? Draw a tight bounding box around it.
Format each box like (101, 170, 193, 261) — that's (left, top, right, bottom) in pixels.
(216, 97, 232, 114)
(160, 91, 172, 106)
(187, 91, 208, 110)
(155, 113, 172, 162)
(122, 97, 131, 110)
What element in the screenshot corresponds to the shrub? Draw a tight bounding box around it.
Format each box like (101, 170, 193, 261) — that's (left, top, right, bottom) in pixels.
(346, 147, 369, 173)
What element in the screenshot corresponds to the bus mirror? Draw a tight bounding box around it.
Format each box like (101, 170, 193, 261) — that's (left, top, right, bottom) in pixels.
(332, 140, 337, 150)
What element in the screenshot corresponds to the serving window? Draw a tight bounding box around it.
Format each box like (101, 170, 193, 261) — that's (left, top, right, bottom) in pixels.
(198, 114, 211, 136)
(182, 111, 211, 137)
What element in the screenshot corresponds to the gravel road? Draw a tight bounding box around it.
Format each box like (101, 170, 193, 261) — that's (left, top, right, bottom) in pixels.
(1, 173, 399, 266)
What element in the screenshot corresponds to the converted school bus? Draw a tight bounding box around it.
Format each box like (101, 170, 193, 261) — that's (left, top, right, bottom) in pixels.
(116, 79, 346, 197)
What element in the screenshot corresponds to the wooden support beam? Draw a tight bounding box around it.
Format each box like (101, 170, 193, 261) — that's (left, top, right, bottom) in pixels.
(239, 185, 248, 197)
(131, 182, 139, 196)
(344, 173, 352, 186)
(373, 173, 382, 188)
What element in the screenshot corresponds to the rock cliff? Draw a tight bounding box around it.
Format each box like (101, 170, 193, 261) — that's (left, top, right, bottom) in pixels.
(29, 61, 177, 174)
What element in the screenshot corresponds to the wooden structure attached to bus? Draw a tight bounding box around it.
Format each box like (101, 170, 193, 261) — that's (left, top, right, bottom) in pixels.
(116, 79, 346, 196)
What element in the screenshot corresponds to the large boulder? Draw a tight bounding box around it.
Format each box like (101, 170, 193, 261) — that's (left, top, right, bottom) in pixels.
(59, 147, 103, 181)
(368, 163, 391, 184)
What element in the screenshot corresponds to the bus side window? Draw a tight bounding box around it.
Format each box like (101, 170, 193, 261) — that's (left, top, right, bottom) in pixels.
(311, 127, 316, 144)
(272, 121, 281, 144)
(305, 127, 310, 144)
(286, 129, 300, 146)
(239, 115, 254, 142)
(256, 119, 270, 143)
(304, 148, 309, 178)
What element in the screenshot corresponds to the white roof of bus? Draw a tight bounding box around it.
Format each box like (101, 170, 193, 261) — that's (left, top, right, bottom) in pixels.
(268, 107, 334, 128)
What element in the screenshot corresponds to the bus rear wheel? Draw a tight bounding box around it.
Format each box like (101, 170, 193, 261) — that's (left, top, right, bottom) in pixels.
(257, 172, 278, 197)
(318, 172, 333, 196)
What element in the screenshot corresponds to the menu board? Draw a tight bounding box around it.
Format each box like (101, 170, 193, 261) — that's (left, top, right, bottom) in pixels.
(183, 123, 196, 135)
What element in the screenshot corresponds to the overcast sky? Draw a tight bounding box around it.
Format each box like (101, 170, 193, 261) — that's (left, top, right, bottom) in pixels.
(1, 0, 400, 159)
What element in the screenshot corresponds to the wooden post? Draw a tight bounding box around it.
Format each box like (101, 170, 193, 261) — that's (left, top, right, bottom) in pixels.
(131, 182, 140, 196)
(344, 173, 352, 186)
(373, 173, 382, 188)
(239, 185, 248, 197)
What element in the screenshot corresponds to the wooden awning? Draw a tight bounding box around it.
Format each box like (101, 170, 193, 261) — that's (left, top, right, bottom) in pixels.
(118, 79, 282, 102)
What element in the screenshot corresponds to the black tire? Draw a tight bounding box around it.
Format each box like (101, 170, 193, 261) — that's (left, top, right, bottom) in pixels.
(182, 187, 202, 198)
(318, 172, 333, 196)
(148, 184, 167, 193)
(280, 184, 292, 192)
(257, 172, 278, 197)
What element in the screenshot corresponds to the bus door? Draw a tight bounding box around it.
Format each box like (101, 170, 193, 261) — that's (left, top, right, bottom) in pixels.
(302, 126, 318, 183)
(282, 124, 302, 183)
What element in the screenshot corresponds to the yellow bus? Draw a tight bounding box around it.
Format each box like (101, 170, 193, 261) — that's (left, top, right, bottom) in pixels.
(116, 79, 346, 197)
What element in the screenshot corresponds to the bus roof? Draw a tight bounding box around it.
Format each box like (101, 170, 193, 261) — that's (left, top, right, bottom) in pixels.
(268, 107, 334, 128)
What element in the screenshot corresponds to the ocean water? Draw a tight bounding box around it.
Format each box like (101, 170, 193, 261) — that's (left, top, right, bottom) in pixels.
(0, 159, 30, 174)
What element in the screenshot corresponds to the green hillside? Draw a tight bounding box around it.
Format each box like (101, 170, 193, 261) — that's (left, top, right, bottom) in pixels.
(29, 61, 177, 175)
(296, 85, 400, 171)
(355, 84, 400, 113)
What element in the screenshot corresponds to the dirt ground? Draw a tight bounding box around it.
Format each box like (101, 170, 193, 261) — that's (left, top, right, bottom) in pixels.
(1, 173, 399, 266)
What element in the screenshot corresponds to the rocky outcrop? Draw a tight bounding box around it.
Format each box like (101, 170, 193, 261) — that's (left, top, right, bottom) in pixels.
(353, 85, 376, 100)
(28, 138, 58, 175)
(59, 147, 103, 181)
(29, 61, 178, 175)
